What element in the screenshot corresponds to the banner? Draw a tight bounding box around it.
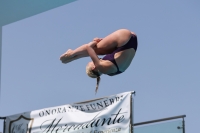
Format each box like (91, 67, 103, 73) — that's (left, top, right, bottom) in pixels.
(5, 91, 133, 133)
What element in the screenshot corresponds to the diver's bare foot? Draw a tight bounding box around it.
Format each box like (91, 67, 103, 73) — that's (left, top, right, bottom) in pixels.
(60, 49, 74, 61)
(61, 55, 79, 64)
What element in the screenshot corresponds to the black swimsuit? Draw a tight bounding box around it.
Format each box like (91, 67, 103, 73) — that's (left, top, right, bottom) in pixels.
(102, 34, 138, 76)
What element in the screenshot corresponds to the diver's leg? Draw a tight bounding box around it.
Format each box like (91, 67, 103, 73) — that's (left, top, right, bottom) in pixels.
(92, 29, 132, 54)
(60, 29, 131, 63)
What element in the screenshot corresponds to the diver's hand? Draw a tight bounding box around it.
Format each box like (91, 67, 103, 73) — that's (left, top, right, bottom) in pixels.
(93, 37, 103, 43)
(87, 41, 98, 48)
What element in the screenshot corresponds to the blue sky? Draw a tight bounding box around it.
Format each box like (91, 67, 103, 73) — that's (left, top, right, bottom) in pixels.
(0, 0, 200, 132)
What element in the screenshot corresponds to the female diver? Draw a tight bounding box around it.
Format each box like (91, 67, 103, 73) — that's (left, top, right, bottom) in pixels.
(60, 29, 138, 94)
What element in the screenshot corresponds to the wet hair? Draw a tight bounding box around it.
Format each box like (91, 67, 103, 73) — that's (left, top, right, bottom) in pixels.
(86, 65, 102, 94)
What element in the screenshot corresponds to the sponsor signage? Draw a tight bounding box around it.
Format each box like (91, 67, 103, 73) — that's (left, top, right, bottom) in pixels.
(5, 91, 133, 133)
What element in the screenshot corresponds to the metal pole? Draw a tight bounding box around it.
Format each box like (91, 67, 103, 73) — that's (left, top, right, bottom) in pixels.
(130, 93, 134, 133)
(0, 117, 6, 133)
(3, 119, 5, 133)
(182, 117, 185, 133)
(131, 91, 135, 133)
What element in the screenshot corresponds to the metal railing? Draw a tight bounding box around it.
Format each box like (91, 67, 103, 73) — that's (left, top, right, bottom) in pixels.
(133, 115, 186, 133)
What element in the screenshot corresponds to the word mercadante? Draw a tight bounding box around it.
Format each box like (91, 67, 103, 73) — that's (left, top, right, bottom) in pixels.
(40, 108, 126, 133)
